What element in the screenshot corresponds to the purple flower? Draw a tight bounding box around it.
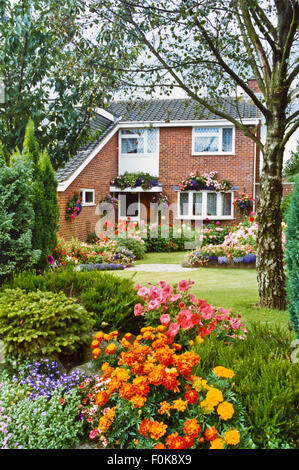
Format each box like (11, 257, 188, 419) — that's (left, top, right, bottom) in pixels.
(46, 255, 55, 265)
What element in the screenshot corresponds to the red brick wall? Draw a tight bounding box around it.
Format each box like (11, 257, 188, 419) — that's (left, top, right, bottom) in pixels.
(57, 124, 259, 240)
(158, 125, 258, 225)
(282, 182, 295, 197)
(57, 133, 118, 241)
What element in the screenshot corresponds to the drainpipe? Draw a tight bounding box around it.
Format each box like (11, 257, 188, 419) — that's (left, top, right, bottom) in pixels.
(253, 140, 256, 213)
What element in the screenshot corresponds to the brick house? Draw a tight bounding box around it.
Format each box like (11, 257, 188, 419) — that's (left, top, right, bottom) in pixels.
(56, 96, 263, 241)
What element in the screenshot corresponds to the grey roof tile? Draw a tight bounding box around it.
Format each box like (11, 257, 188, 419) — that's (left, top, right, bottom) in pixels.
(107, 97, 260, 122)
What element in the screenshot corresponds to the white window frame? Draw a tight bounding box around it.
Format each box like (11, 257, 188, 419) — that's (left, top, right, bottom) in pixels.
(119, 128, 159, 157)
(118, 192, 140, 222)
(177, 191, 234, 220)
(80, 189, 95, 206)
(192, 126, 235, 155)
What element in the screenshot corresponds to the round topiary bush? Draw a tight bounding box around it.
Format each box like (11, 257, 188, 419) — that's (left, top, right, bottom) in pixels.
(0, 288, 95, 360)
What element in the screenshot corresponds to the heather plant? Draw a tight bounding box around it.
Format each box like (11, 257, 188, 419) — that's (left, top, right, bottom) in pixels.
(0, 288, 95, 360)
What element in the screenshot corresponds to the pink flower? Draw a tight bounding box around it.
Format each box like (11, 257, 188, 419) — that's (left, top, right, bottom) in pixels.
(170, 293, 182, 302)
(160, 313, 171, 326)
(176, 309, 194, 330)
(168, 322, 180, 338)
(137, 287, 148, 298)
(134, 303, 144, 316)
(178, 280, 189, 292)
(162, 284, 173, 297)
(148, 299, 161, 310)
(89, 429, 98, 440)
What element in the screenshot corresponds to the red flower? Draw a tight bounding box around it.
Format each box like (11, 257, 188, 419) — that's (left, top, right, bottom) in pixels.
(60, 398, 65, 405)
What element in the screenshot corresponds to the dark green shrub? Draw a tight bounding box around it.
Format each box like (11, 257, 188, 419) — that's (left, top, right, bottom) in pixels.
(285, 175, 299, 338)
(281, 193, 292, 223)
(0, 288, 95, 361)
(4, 268, 144, 333)
(117, 236, 146, 259)
(193, 322, 299, 448)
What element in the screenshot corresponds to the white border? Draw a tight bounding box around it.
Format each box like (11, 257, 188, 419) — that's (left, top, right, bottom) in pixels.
(192, 126, 235, 156)
(81, 188, 95, 206)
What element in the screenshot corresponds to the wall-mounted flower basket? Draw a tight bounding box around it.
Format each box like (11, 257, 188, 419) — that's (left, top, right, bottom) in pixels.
(233, 193, 254, 214)
(178, 170, 232, 192)
(99, 193, 119, 208)
(65, 193, 82, 220)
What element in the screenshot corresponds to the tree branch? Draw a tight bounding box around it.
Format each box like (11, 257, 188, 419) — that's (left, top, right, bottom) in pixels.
(280, 119, 299, 150)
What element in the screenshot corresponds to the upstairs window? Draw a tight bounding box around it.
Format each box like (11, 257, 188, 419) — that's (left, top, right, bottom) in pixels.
(80, 189, 95, 206)
(192, 126, 234, 154)
(120, 128, 158, 156)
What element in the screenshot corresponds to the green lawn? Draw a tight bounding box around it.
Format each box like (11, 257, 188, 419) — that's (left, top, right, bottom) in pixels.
(113, 252, 291, 332)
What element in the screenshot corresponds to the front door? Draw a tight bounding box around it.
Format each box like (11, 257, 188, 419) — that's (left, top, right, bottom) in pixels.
(118, 192, 140, 222)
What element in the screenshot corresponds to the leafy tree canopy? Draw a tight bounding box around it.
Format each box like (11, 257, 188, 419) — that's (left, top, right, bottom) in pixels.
(0, 0, 138, 170)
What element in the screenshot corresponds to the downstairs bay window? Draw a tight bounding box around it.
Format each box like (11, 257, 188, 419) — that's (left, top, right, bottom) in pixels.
(178, 191, 234, 220)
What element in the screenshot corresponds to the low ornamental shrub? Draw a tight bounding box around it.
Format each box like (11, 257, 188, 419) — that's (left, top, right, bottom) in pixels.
(80, 327, 251, 449)
(0, 288, 95, 360)
(4, 269, 144, 334)
(133, 280, 247, 348)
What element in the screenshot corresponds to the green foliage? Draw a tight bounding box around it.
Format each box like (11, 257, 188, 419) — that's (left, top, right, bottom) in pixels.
(22, 120, 59, 268)
(0, 0, 133, 170)
(283, 142, 299, 182)
(0, 372, 85, 449)
(281, 193, 292, 222)
(4, 268, 144, 333)
(0, 149, 40, 281)
(285, 175, 299, 338)
(193, 322, 299, 448)
(117, 236, 146, 259)
(0, 288, 95, 360)
(112, 172, 159, 190)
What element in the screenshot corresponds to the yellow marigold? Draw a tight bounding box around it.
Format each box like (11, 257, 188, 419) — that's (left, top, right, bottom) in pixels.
(114, 367, 130, 383)
(205, 387, 224, 407)
(224, 429, 240, 445)
(158, 401, 172, 417)
(192, 376, 211, 392)
(142, 330, 155, 341)
(141, 326, 155, 334)
(172, 399, 187, 412)
(105, 343, 117, 355)
(110, 330, 119, 338)
(200, 399, 215, 413)
(124, 332, 132, 340)
(213, 366, 235, 379)
(217, 401, 235, 421)
(195, 335, 204, 344)
(103, 334, 111, 342)
(210, 437, 225, 449)
(92, 348, 101, 359)
(91, 339, 100, 349)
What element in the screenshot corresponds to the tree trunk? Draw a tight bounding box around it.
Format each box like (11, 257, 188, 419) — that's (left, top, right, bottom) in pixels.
(256, 118, 286, 310)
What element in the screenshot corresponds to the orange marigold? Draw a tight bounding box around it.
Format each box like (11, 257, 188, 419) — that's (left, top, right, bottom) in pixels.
(91, 339, 100, 349)
(149, 421, 168, 440)
(158, 401, 172, 417)
(154, 443, 166, 449)
(205, 387, 224, 407)
(165, 433, 186, 449)
(155, 346, 174, 367)
(210, 437, 225, 449)
(94, 391, 109, 407)
(183, 419, 201, 438)
(148, 364, 165, 386)
(94, 331, 105, 341)
(92, 348, 101, 359)
(185, 389, 199, 405)
(105, 343, 117, 355)
(139, 419, 152, 437)
(130, 394, 147, 409)
(204, 426, 218, 441)
(217, 401, 235, 421)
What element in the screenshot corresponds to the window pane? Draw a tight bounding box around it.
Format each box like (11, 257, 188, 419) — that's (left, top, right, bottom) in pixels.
(194, 136, 218, 152)
(146, 129, 158, 153)
(84, 191, 94, 204)
(221, 192, 232, 215)
(121, 129, 144, 135)
(194, 127, 219, 134)
(180, 193, 189, 216)
(222, 128, 233, 152)
(193, 193, 202, 215)
(207, 193, 217, 215)
(120, 193, 139, 218)
(121, 137, 144, 154)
